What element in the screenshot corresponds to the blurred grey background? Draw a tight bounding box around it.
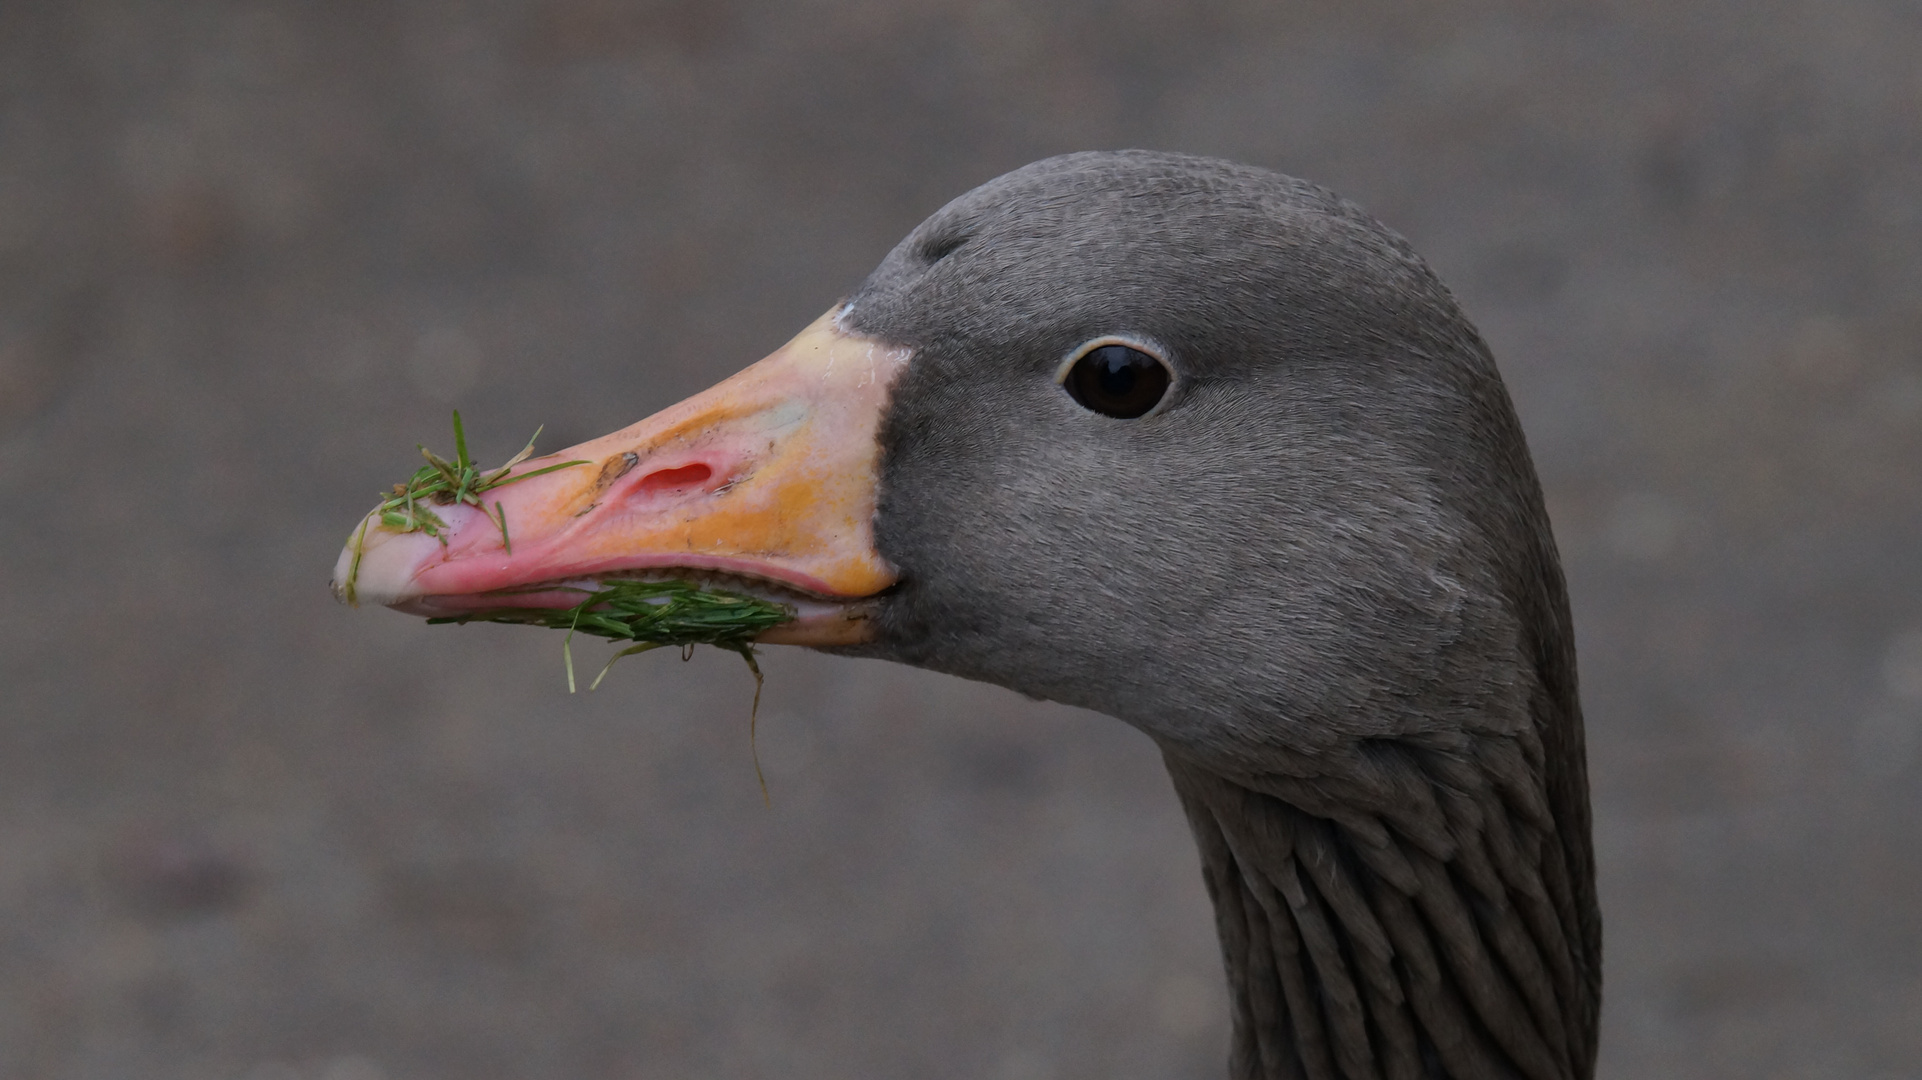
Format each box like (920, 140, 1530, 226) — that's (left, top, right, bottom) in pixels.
(1, 1, 1918, 1078)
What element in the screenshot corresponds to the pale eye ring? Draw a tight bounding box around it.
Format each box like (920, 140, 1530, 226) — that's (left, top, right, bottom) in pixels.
(1054, 337, 1174, 419)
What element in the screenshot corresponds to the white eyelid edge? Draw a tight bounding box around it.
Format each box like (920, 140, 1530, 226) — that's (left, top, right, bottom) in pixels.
(1051, 335, 1174, 385)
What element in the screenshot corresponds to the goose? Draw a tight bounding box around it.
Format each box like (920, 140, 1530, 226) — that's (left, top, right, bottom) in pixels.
(333, 150, 1600, 1080)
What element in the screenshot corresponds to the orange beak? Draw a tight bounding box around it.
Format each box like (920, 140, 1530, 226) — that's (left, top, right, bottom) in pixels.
(329, 307, 910, 646)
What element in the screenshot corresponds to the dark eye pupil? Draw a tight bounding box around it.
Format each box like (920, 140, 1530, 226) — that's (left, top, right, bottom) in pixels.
(1064, 344, 1170, 419)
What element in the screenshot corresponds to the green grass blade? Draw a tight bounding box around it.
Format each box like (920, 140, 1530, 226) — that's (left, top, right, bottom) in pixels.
(589, 642, 665, 690)
(420, 446, 461, 487)
(563, 604, 583, 694)
(345, 517, 369, 605)
(489, 459, 591, 487)
(733, 644, 770, 806)
(499, 425, 543, 472)
(451, 410, 471, 470)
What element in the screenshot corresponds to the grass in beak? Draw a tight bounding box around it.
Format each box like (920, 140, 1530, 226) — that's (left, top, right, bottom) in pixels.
(430, 580, 795, 803)
(341, 412, 589, 605)
(430, 579, 794, 651)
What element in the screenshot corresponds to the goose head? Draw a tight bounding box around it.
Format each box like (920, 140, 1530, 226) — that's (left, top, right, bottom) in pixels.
(333, 150, 1600, 1080)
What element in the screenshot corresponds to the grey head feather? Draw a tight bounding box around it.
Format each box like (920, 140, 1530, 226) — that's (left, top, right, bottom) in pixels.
(835, 150, 1598, 1080)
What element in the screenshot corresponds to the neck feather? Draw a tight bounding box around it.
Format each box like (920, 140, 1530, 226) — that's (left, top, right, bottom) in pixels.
(1164, 722, 1600, 1080)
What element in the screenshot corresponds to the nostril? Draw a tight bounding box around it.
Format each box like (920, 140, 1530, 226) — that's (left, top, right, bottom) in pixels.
(635, 462, 713, 495)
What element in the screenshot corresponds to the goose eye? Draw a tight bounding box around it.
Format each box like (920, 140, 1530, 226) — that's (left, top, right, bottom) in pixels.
(1062, 344, 1171, 419)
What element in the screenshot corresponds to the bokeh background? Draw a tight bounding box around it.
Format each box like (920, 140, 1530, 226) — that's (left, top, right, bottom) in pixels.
(2, 1, 1919, 1078)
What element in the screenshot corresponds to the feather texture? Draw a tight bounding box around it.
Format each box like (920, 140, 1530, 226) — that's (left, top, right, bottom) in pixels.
(1166, 731, 1598, 1080)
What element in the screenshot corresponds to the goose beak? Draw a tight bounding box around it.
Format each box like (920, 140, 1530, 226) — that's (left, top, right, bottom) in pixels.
(329, 306, 910, 646)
